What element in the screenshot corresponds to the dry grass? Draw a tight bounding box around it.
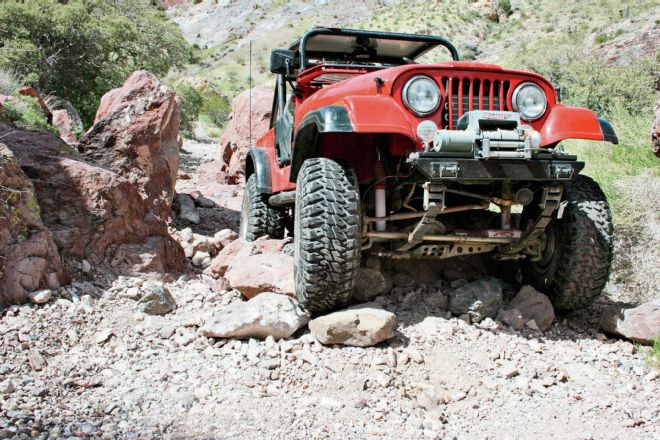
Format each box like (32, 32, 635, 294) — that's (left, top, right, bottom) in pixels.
(606, 173, 660, 305)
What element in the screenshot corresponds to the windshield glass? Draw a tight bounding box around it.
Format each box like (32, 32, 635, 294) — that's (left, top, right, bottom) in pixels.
(294, 29, 458, 68)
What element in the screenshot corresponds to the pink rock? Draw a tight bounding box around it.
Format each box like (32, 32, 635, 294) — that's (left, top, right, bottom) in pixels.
(108, 236, 188, 282)
(224, 253, 295, 299)
(52, 109, 77, 144)
(0, 144, 66, 305)
(79, 71, 182, 219)
(0, 126, 188, 278)
(204, 238, 258, 278)
(212, 229, 239, 249)
(253, 237, 288, 254)
(219, 86, 273, 184)
(601, 300, 660, 345)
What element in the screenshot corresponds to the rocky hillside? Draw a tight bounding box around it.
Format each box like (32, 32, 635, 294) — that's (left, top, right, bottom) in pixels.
(167, 0, 660, 94)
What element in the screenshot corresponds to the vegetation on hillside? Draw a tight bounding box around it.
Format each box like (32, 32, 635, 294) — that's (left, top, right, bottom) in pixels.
(0, 70, 55, 134)
(0, 0, 192, 126)
(507, 50, 660, 221)
(175, 81, 232, 136)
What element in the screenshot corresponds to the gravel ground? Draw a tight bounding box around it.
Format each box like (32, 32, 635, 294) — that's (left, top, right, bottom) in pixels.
(1, 141, 657, 439)
(1, 274, 658, 439)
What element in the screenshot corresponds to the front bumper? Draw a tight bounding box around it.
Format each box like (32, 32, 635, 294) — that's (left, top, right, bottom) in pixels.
(408, 152, 585, 182)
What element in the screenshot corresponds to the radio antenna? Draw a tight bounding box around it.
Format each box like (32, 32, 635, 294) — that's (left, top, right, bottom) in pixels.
(249, 40, 252, 147)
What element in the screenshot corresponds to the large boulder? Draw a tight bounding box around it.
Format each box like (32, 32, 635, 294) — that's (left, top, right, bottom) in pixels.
(309, 306, 397, 347)
(219, 86, 273, 184)
(202, 292, 309, 339)
(1, 128, 149, 264)
(224, 253, 295, 299)
(448, 277, 503, 323)
(0, 144, 66, 305)
(79, 71, 182, 219)
(601, 300, 660, 345)
(0, 126, 187, 276)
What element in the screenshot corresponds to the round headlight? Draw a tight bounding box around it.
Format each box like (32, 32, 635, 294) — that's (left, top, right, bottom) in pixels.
(512, 82, 547, 121)
(403, 76, 440, 116)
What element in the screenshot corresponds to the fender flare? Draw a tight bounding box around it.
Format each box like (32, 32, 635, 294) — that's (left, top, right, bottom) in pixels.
(245, 148, 273, 194)
(290, 105, 353, 181)
(539, 104, 618, 146)
(597, 118, 618, 144)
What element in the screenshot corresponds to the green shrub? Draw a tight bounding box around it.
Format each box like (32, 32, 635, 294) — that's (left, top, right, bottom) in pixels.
(0, 0, 191, 127)
(200, 90, 231, 127)
(508, 48, 658, 119)
(175, 82, 231, 133)
(595, 33, 611, 44)
(1, 95, 57, 134)
(565, 105, 659, 224)
(176, 83, 204, 133)
(0, 69, 20, 95)
(647, 338, 660, 369)
(499, 0, 513, 16)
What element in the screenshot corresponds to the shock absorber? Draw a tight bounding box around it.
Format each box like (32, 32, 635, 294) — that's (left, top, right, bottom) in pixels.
(374, 158, 386, 231)
(501, 204, 512, 230)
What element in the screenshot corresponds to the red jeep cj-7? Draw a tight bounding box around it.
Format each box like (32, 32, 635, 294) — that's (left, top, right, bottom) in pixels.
(239, 28, 617, 315)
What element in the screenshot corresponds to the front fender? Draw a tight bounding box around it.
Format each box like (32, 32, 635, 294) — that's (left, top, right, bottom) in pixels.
(245, 148, 272, 193)
(291, 97, 416, 179)
(539, 104, 618, 146)
(340, 96, 414, 137)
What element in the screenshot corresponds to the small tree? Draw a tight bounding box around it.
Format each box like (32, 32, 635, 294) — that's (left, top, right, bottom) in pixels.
(0, 0, 192, 126)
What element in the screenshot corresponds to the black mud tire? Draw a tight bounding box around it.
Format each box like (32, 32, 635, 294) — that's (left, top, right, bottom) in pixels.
(521, 175, 613, 311)
(239, 174, 285, 241)
(294, 158, 361, 316)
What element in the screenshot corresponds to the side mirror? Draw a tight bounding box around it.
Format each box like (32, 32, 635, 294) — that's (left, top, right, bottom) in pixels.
(270, 49, 297, 75)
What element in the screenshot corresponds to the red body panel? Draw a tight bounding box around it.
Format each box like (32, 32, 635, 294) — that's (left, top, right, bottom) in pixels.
(255, 61, 607, 193)
(539, 104, 604, 145)
(255, 130, 296, 192)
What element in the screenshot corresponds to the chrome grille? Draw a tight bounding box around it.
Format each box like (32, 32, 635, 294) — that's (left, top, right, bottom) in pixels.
(442, 78, 511, 129)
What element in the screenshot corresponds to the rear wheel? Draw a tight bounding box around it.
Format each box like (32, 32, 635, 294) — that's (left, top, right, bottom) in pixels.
(294, 158, 361, 315)
(521, 175, 613, 311)
(239, 174, 285, 241)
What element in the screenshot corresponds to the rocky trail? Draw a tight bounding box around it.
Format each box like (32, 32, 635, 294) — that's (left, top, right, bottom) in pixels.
(0, 70, 657, 439)
(0, 132, 658, 439)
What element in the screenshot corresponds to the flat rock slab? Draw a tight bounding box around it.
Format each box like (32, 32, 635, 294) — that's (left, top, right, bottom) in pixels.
(309, 307, 397, 347)
(225, 253, 294, 299)
(601, 300, 660, 345)
(202, 292, 309, 340)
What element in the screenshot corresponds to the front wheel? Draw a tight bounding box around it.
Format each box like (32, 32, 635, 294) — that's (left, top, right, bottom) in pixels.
(521, 175, 613, 311)
(239, 174, 285, 241)
(294, 158, 361, 315)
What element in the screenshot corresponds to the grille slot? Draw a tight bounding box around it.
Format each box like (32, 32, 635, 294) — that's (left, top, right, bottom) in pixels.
(442, 78, 510, 129)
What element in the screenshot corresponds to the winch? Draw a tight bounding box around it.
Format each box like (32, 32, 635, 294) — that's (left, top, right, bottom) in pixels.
(432, 111, 542, 159)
